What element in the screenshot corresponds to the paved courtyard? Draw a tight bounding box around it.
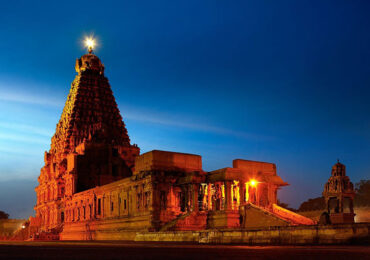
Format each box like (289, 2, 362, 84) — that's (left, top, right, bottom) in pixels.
(0, 241, 369, 260)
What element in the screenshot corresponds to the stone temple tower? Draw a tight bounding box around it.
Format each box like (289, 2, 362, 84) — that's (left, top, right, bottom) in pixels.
(322, 161, 355, 224)
(34, 51, 140, 232)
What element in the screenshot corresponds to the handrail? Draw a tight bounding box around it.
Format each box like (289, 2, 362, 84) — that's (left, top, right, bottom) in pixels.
(272, 204, 316, 225)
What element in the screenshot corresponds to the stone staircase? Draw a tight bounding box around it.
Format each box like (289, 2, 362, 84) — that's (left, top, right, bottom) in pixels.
(160, 211, 207, 231)
(240, 203, 316, 229)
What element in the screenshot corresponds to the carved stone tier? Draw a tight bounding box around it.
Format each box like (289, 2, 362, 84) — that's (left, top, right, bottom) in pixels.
(322, 161, 356, 224)
(35, 52, 140, 232)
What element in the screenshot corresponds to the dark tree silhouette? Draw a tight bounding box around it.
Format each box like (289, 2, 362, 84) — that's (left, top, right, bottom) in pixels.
(354, 180, 370, 207)
(0, 211, 9, 219)
(298, 197, 325, 212)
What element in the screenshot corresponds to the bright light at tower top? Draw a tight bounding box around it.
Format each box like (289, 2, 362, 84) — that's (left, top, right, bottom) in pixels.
(84, 37, 96, 54)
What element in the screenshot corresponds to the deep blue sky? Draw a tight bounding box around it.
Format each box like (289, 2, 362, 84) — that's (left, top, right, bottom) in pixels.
(0, 0, 369, 218)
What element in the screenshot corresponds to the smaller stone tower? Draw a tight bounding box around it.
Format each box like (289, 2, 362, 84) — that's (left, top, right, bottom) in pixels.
(322, 161, 355, 224)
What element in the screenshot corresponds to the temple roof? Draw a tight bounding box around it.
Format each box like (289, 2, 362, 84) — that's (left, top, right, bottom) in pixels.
(260, 175, 288, 186)
(49, 53, 132, 159)
(331, 160, 346, 176)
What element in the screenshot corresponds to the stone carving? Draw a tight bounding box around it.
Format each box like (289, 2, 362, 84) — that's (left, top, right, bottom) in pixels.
(322, 161, 356, 224)
(34, 53, 139, 234)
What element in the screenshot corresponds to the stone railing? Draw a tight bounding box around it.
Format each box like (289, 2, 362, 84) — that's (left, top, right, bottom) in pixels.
(272, 204, 316, 225)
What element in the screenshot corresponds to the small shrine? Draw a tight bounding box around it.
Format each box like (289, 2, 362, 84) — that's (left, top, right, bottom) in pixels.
(322, 161, 356, 224)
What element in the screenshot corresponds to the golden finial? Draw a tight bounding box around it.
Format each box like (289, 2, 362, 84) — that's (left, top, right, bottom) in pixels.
(84, 37, 96, 54)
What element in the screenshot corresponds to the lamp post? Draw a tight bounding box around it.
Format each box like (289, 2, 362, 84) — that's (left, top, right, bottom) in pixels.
(246, 179, 258, 204)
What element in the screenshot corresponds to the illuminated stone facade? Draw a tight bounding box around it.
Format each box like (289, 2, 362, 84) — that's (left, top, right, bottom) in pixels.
(34, 53, 139, 233)
(323, 161, 356, 224)
(32, 53, 314, 240)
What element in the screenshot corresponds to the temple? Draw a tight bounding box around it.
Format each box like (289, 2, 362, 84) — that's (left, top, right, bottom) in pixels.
(322, 161, 356, 224)
(31, 49, 314, 240)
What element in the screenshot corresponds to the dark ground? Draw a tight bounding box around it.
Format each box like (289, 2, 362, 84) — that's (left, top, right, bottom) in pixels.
(0, 241, 369, 260)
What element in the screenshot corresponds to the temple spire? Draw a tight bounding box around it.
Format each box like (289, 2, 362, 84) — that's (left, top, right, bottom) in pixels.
(50, 46, 132, 159)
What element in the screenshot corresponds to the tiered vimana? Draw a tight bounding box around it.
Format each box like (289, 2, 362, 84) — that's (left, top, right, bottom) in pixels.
(34, 50, 139, 233)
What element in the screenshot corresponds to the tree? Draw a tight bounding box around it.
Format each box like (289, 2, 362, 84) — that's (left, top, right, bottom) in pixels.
(354, 180, 370, 207)
(0, 211, 9, 219)
(298, 197, 325, 212)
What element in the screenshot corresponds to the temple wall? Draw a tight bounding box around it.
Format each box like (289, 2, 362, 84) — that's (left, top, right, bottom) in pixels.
(233, 159, 276, 175)
(134, 150, 202, 174)
(62, 174, 154, 232)
(60, 215, 152, 240)
(135, 223, 370, 244)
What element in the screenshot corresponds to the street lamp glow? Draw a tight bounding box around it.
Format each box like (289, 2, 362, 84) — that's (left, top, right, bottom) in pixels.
(250, 180, 257, 187)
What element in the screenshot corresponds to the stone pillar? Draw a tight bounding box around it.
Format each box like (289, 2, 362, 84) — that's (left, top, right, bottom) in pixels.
(192, 183, 199, 212)
(151, 185, 160, 211)
(239, 182, 245, 206)
(118, 193, 121, 217)
(207, 184, 212, 211)
(53, 185, 57, 200)
(93, 195, 96, 219)
(218, 182, 223, 210)
(70, 175, 76, 195)
(268, 184, 278, 205)
(167, 185, 175, 210)
(326, 198, 330, 213)
(225, 181, 232, 211)
(86, 204, 89, 220)
(50, 209, 54, 227)
(102, 196, 105, 218)
(46, 209, 50, 229)
(339, 196, 343, 213)
(186, 184, 192, 212)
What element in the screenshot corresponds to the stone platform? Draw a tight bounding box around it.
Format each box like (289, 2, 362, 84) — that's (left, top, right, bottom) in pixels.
(134, 223, 370, 245)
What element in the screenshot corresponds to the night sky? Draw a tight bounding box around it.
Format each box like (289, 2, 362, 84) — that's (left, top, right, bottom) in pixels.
(0, 0, 369, 219)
